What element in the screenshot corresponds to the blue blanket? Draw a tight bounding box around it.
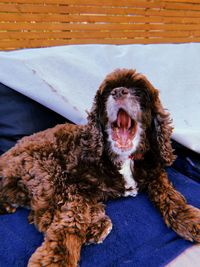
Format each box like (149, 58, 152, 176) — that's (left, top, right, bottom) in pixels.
(1, 153, 200, 267)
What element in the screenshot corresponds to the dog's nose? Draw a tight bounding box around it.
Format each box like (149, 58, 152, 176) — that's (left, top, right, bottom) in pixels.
(111, 87, 129, 99)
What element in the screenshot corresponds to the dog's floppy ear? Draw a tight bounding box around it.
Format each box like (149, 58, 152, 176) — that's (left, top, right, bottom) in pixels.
(87, 89, 104, 131)
(134, 74, 175, 166)
(81, 90, 104, 161)
(151, 90, 175, 166)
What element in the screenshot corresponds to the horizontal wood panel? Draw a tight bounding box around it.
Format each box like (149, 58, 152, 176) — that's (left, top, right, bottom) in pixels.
(1, 0, 200, 50)
(1, 30, 200, 40)
(2, 37, 200, 50)
(1, 4, 199, 17)
(2, 13, 200, 24)
(2, 5, 200, 20)
(2, 22, 200, 31)
(2, 2, 200, 13)
(1, 0, 200, 7)
(164, 0, 200, 2)
(2, 22, 200, 32)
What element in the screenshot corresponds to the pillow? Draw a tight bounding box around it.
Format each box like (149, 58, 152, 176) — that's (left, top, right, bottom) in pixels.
(0, 83, 67, 155)
(0, 83, 200, 267)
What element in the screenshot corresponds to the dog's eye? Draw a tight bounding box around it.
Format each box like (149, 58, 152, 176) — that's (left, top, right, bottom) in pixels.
(134, 88, 151, 109)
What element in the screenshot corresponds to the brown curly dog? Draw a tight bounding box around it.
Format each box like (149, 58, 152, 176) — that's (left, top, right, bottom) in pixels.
(1, 69, 200, 267)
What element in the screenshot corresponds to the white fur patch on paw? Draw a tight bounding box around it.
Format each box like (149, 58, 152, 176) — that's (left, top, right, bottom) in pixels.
(123, 188, 138, 197)
(97, 223, 113, 244)
(119, 159, 138, 197)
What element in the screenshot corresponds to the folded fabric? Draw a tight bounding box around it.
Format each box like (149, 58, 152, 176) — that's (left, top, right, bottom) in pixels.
(0, 155, 199, 267)
(0, 43, 200, 153)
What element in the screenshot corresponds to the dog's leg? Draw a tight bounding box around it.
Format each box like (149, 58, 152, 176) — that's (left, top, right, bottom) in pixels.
(28, 193, 91, 267)
(86, 203, 112, 245)
(148, 170, 200, 242)
(0, 151, 31, 214)
(0, 174, 29, 214)
(28, 228, 82, 267)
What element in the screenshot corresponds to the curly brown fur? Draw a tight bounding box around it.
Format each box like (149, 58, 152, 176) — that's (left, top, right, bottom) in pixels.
(1, 68, 200, 267)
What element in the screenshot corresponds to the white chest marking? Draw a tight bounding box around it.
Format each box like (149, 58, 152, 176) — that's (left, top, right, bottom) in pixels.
(119, 159, 138, 197)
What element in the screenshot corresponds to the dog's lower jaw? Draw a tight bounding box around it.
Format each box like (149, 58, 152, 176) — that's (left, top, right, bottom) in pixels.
(106, 120, 143, 162)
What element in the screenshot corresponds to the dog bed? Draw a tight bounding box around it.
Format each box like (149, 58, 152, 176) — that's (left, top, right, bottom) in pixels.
(0, 80, 200, 267)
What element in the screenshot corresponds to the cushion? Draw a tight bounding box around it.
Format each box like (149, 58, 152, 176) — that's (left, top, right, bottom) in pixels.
(0, 83, 200, 266)
(0, 154, 200, 267)
(0, 83, 67, 154)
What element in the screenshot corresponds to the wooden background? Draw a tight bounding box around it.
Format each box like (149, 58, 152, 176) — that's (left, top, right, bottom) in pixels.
(1, 0, 200, 50)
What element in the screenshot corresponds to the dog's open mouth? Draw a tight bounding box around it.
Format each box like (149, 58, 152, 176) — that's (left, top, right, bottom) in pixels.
(111, 108, 137, 150)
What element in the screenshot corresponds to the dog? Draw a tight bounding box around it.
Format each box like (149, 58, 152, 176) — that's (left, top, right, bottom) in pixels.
(0, 68, 200, 267)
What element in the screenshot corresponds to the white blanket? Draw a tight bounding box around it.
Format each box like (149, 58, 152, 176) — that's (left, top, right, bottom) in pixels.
(0, 44, 199, 153)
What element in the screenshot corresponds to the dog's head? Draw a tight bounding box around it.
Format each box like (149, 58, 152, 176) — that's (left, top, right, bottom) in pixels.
(88, 69, 175, 166)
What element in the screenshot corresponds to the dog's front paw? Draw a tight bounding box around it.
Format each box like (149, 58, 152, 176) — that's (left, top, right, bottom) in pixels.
(0, 202, 17, 214)
(171, 205, 200, 242)
(86, 216, 112, 245)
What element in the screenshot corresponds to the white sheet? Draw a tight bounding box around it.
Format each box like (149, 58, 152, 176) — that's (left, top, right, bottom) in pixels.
(166, 244, 200, 267)
(0, 43, 199, 153)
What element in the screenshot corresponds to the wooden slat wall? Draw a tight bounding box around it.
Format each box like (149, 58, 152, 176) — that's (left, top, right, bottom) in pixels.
(1, 0, 200, 50)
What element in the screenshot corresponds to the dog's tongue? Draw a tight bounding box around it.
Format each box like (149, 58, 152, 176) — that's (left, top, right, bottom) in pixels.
(117, 109, 131, 129)
(117, 109, 131, 146)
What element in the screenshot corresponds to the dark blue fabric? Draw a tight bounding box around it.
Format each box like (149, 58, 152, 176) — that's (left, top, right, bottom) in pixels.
(0, 83, 67, 155)
(1, 84, 200, 267)
(0, 156, 200, 267)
